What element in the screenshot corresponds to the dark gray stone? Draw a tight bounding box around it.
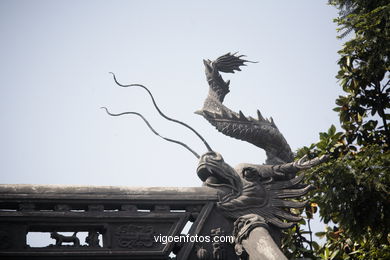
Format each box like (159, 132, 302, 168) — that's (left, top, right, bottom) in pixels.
(195, 53, 327, 259)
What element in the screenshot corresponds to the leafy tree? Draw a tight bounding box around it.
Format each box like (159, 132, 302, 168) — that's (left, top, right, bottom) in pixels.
(331, 0, 389, 150)
(282, 0, 390, 259)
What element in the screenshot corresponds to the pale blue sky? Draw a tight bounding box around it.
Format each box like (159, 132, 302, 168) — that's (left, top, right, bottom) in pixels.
(0, 0, 342, 187)
(0, 0, 344, 246)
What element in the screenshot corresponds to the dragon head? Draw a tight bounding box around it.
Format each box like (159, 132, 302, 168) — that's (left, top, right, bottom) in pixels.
(197, 151, 243, 204)
(197, 151, 316, 227)
(196, 152, 272, 212)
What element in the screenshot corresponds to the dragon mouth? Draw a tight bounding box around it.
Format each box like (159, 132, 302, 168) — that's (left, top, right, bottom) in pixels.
(197, 163, 240, 202)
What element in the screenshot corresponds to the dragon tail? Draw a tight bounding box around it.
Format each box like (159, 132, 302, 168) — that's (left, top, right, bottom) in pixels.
(199, 53, 293, 164)
(213, 52, 254, 73)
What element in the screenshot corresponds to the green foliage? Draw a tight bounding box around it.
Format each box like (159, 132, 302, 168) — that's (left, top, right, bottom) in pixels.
(281, 204, 320, 259)
(315, 225, 390, 259)
(282, 0, 390, 259)
(331, 0, 390, 148)
(297, 141, 390, 259)
(302, 143, 389, 236)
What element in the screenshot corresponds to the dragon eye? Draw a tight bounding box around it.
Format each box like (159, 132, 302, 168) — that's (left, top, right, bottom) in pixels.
(243, 168, 257, 179)
(204, 151, 222, 162)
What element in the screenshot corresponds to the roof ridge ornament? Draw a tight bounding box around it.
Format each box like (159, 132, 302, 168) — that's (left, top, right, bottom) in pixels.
(103, 53, 328, 259)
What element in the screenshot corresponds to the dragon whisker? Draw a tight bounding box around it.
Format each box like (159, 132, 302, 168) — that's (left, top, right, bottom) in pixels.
(109, 72, 213, 152)
(101, 107, 200, 159)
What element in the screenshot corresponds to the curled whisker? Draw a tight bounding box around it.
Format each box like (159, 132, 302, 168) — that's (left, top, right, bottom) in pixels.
(101, 107, 200, 159)
(109, 72, 213, 152)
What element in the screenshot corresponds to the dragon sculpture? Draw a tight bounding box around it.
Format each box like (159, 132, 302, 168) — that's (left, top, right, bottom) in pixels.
(195, 53, 327, 229)
(103, 53, 327, 256)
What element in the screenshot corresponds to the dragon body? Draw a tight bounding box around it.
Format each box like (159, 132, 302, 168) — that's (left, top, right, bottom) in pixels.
(104, 53, 327, 232)
(196, 53, 294, 165)
(196, 53, 326, 229)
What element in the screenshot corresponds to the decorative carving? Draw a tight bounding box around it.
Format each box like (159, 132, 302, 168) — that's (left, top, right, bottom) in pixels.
(210, 228, 225, 260)
(232, 214, 268, 256)
(102, 55, 325, 229)
(197, 52, 292, 165)
(195, 53, 327, 228)
(100, 53, 328, 259)
(85, 231, 100, 248)
(196, 152, 323, 228)
(114, 224, 155, 249)
(50, 232, 80, 247)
